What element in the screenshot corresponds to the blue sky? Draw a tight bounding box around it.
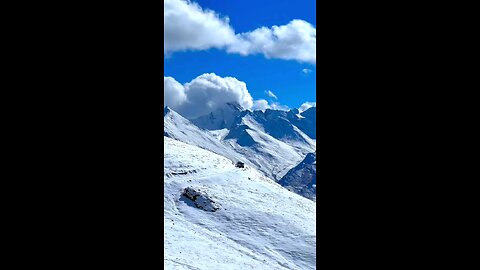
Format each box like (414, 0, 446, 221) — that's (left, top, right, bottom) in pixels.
(192, 0, 316, 32)
(164, 0, 316, 114)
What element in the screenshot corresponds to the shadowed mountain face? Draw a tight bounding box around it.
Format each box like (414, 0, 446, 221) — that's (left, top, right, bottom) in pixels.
(164, 106, 171, 116)
(287, 107, 316, 139)
(278, 152, 317, 201)
(192, 102, 243, 130)
(224, 124, 256, 147)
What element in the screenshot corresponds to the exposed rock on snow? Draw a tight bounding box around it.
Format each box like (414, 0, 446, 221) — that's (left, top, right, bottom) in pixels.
(182, 187, 221, 212)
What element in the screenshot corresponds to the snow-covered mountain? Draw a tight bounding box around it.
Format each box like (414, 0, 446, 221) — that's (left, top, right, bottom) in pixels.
(192, 102, 243, 130)
(164, 136, 316, 269)
(223, 124, 305, 180)
(286, 107, 316, 139)
(193, 103, 316, 145)
(165, 103, 316, 191)
(278, 152, 317, 201)
(233, 109, 316, 155)
(190, 104, 316, 180)
(164, 106, 250, 166)
(222, 110, 315, 180)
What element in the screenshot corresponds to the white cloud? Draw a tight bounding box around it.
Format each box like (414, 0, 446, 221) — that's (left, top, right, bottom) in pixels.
(270, 102, 290, 111)
(252, 99, 289, 112)
(164, 0, 316, 64)
(228, 20, 316, 65)
(164, 74, 293, 117)
(302, 68, 312, 74)
(299, 102, 316, 112)
(252, 99, 270, 111)
(164, 76, 187, 108)
(164, 0, 236, 54)
(265, 90, 278, 100)
(164, 73, 254, 119)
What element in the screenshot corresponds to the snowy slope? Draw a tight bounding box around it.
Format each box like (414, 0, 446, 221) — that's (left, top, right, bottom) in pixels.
(278, 152, 317, 201)
(223, 111, 316, 180)
(164, 107, 250, 166)
(224, 123, 306, 181)
(164, 137, 316, 270)
(208, 128, 230, 141)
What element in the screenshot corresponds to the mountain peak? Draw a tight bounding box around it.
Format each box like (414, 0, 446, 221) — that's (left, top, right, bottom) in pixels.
(290, 108, 300, 114)
(192, 102, 244, 130)
(301, 106, 316, 116)
(225, 102, 243, 112)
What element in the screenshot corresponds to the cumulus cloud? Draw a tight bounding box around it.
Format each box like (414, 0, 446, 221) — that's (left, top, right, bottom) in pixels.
(252, 99, 270, 111)
(164, 73, 254, 119)
(265, 90, 278, 100)
(164, 76, 186, 108)
(164, 0, 316, 64)
(302, 68, 312, 74)
(299, 102, 316, 112)
(164, 73, 293, 117)
(227, 20, 316, 64)
(164, 0, 236, 54)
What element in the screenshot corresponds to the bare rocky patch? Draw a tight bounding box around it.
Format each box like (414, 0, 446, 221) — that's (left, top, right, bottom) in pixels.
(181, 187, 221, 212)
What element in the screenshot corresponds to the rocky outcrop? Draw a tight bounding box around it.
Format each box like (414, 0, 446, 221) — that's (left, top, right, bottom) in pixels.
(182, 187, 221, 212)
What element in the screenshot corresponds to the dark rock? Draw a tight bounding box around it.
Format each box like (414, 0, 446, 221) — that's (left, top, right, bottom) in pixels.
(181, 187, 221, 212)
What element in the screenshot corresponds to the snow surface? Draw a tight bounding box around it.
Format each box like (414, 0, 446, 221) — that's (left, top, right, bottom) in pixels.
(208, 128, 230, 141)
(224, 127, 304, 180)
(164, 107, 251, 166)
(164, 137, 316, 270)
(224, 111, 315, 180)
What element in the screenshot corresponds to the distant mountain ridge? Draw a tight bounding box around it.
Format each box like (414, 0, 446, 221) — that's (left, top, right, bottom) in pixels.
(192, 102, 243, 130)
(192, 102, 316, 140)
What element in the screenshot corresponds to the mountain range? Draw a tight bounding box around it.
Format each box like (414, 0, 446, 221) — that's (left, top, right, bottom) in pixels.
(164, 102, 317, 199)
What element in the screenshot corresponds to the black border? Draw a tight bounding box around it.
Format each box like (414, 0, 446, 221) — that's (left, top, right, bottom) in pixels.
(6, 0, 465, 268)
